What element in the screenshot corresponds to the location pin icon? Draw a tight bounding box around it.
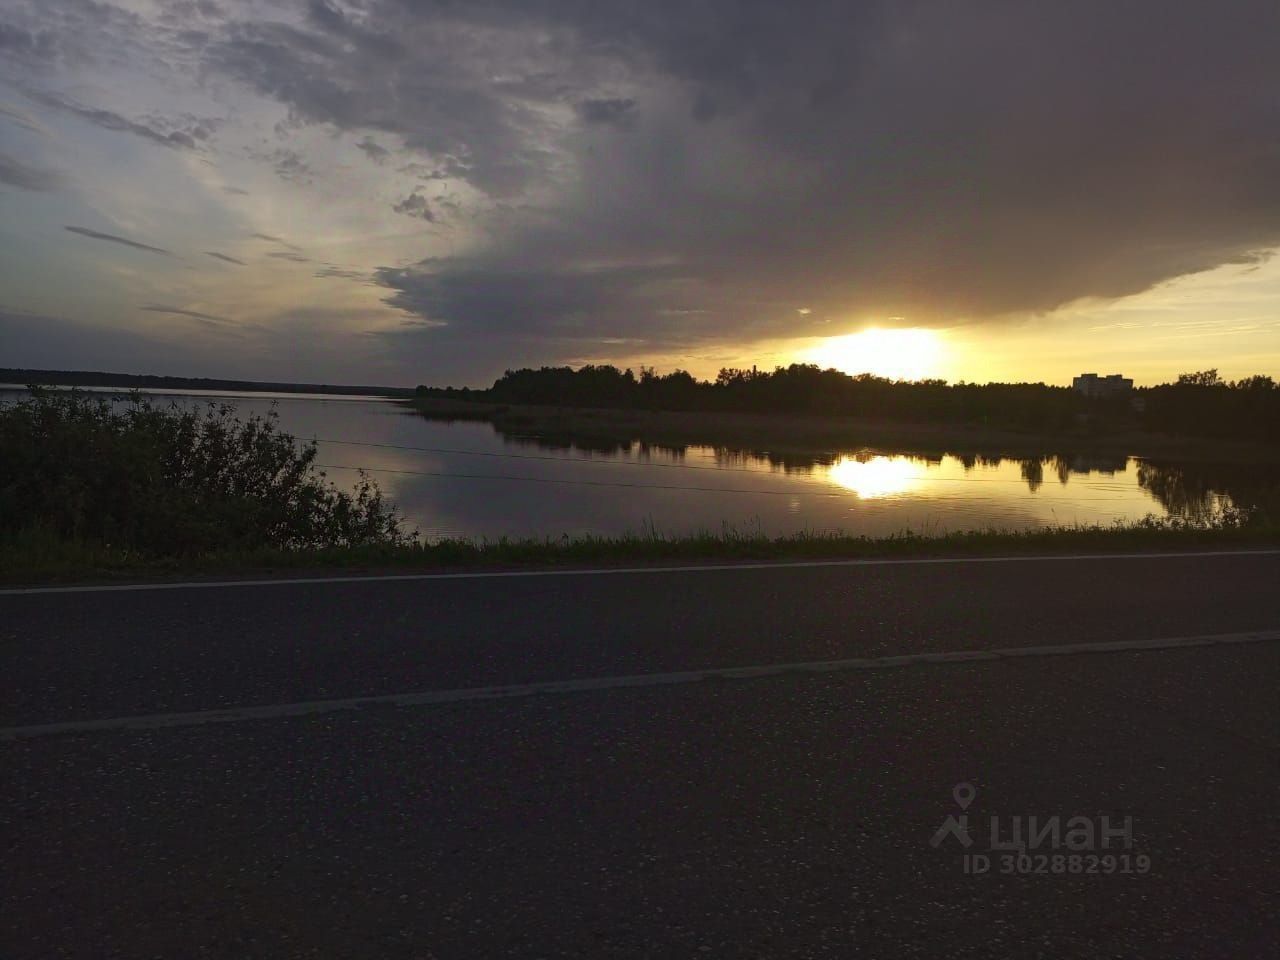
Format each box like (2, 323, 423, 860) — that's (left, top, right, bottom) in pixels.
(953, 782, 976, 810)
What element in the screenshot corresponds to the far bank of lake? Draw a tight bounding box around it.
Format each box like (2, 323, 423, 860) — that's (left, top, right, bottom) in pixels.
(407, 396, 1280, 465)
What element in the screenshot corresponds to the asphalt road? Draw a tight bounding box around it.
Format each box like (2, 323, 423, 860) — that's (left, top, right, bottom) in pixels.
(3, 552, 1279, 958)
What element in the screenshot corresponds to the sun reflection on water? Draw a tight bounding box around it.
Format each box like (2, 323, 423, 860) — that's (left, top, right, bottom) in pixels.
(826, 455, 923, 498)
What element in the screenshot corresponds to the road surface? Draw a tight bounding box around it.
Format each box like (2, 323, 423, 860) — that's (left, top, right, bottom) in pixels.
(2, 551, 1278, 957)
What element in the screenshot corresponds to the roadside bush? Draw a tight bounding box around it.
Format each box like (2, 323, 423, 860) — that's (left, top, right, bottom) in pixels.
(0, 389, 415, 556)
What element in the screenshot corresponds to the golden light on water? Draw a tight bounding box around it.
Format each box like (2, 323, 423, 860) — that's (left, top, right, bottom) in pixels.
(826, 456, 922, 499)
(806, 327, 946, 381)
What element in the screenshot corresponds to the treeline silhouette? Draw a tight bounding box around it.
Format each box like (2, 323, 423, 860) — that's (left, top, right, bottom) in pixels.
(1143, 371, 1280, 441)
(419, 364, 1280, 442)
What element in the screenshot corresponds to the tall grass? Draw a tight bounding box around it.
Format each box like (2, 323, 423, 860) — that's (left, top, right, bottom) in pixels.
(2, 513, 1275, 583)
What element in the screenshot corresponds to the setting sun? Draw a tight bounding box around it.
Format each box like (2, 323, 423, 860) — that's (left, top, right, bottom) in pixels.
(805, 328, 946, 381)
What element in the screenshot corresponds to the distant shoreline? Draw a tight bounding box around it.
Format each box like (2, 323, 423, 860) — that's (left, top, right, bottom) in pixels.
(407, 396, 1280, 464)
(0, 369, 415, 399)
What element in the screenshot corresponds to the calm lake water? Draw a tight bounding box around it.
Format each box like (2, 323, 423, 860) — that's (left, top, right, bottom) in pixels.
(5, 386, 1274, 540)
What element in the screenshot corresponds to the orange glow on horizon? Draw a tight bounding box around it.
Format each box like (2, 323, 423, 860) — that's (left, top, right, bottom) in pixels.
(804, 327, 946, 381)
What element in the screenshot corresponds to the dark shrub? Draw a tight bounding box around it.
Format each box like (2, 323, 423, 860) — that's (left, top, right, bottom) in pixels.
(0, 389, 414, 555)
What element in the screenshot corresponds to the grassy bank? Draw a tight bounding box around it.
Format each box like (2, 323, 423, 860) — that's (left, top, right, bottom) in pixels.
(406, 397, 1280, 464)
(4, 517, 1278, 585)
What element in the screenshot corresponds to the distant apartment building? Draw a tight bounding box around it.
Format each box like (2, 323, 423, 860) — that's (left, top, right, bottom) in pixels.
(1072, 373, 1133, 398)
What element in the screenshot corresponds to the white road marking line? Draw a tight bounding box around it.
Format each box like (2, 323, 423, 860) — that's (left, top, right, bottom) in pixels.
(2, 548, 1279, 596)
(3, 629, 1276, 741)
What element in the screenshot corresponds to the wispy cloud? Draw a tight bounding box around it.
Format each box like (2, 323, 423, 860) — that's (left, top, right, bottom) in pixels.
(392, 191, 436, 221)
(205, 251, 247, 266)
(0, 152, 64, 191)
(251, 233, 303, 252)
(316, 265, 374, 283)
(0, 102, 47, 135)
(356, 136, 390, 164)
(267, 251, 311, 263)
(140, 304, 229, 325)
(64, 226, 171, 256)
(24, 89, 213, 150)
(250, 147, 314, 184)
(398, 163, 448, 181)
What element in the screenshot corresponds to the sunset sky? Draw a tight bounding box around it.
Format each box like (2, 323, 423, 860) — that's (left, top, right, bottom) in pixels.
(2, 0, 1279, 387)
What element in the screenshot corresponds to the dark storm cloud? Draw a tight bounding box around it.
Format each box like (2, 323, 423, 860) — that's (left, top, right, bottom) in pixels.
(1, 0, 150, 71)
(575, 98, 636, 128)
(64, 226, 172, 256)
(205, 251, 246, 265)
(201, 7, 558, 198)
(0, 152, 64, 191)
(0, 21, 57, 60)
(143, 0, 1279, 354)
(12, 0, 1280, 365)
(365, 0, 1280, 350)
(305, 0, 401, 58)
(376, 258, 694, 338)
